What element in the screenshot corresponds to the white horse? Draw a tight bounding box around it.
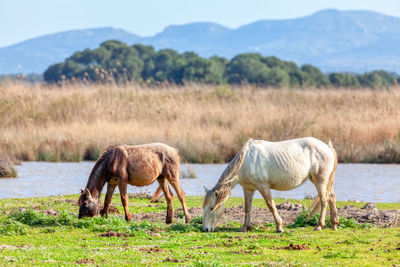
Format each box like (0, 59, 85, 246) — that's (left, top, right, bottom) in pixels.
(202, 137, 338, 233)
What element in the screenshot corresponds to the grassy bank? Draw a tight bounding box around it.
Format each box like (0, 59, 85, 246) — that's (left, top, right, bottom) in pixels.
(0, 195, 399, 265)
(2, 82, 400, 163)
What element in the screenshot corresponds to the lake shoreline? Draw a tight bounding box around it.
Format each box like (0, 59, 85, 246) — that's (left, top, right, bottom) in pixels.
(0, 162, 399, 203)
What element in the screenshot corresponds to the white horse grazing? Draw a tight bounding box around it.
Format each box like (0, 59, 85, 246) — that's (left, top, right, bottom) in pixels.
(202, 137, 338, 233)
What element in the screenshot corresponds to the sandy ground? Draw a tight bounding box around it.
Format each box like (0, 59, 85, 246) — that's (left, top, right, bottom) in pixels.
(126, 201, 399, 227)
(20, 194, 399, 227)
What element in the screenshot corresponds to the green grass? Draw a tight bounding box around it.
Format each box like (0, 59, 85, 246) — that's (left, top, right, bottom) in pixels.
(0, 195, 399, 266)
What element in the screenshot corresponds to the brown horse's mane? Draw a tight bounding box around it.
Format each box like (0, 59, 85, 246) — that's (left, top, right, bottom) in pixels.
(85, 144, 128, 200)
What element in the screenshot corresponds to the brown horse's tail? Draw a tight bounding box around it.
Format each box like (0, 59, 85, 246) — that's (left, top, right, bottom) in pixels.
(212, 139, 252, 211)
(305, 140, 338, 221)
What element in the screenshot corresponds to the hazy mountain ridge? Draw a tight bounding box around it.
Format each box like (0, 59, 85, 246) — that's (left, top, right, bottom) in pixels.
(1, 9, 400, 74)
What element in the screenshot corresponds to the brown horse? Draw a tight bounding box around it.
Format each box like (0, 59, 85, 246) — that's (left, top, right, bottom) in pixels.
(78, 143, 191, 224)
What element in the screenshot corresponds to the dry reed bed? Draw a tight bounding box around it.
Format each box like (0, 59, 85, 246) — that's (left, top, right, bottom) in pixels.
(1, 82, 400, 163)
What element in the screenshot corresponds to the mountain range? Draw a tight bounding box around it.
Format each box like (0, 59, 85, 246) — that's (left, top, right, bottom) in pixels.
(1, 9, 400, 74)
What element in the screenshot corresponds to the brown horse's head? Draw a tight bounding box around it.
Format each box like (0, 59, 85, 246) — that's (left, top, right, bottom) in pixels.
(78, 188, 98, 219)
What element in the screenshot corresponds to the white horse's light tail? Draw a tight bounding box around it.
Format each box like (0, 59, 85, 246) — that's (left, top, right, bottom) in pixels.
(305, 140, 337, 221)
(328, 139, 333, 148)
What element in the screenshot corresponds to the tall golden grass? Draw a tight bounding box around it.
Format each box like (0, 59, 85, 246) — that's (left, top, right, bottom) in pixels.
(2, 81, 400, 163)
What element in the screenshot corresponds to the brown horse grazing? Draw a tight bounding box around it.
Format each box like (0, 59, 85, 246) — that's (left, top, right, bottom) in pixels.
(78, 143, 191, 224)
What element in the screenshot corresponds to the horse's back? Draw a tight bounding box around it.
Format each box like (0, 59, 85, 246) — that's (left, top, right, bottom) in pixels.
(239, 137, 335, 191)
(124, 143, 179, 184)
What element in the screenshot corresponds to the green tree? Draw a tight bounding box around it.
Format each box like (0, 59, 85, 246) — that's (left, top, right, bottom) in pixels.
(43, 63, 64, 82)
(301, 64, 330, 87)
(226, 53, 270, 85)
(329, 73, 360, 87)
(182, 56, 225, 84)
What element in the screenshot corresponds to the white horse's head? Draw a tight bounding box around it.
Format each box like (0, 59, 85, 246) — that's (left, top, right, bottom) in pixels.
(202, 187, 226, 232)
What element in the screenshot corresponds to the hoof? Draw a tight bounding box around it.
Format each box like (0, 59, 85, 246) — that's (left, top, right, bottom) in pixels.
(331, 225, 338, 231)
(125, 214, 132, 221)
(185, 217, 191, 224)
(314, 225, 324, 231)
(99, 208, 105, 216)
(150, 199, 159, 203)
(275, 228, 284, 233)
(239, 227, 248, 232)
(166, 218, 173, 224)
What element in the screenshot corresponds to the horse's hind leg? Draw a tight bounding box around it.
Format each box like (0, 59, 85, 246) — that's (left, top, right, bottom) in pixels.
(157, 175, 174, 224)
(167, 171, 191, 223)
(118, 182, 132, 221)
(151, 186, 163, 203)
(240, 188, 254, 232)
(258, 186, 284, 233)
(328, 191, 339, 230)
(100, 183, 116, 218)
(314, 183, 328, 231)
(151, 184, 174, 203)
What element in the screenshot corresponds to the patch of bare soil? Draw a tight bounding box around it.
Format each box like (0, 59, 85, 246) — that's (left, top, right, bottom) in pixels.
(279, 244, 309, 250)
(162, 258, 180, 263)
(139, 246, 165, 253)
(42, 209, 59, 216)
(127, 201, 400, 227)
(99, 231, 128, 237)
(338, 202, 400, 226)
(54, 199, 76, 204)
(128, 192, 153, 200)
(74, 259, 95, 264)
(97, 204, 121, 214)
(229, 249, 260, 254)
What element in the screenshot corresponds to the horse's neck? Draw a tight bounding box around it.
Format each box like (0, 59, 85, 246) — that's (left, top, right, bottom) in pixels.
(215, 174, 239, 192)
(86, 164, 107, 201)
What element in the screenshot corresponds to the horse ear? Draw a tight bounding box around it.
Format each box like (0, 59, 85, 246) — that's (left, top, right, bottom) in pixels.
(84, 188, 91, 197)
(80, 189, 84, 194)
(203, 186, 210, 194)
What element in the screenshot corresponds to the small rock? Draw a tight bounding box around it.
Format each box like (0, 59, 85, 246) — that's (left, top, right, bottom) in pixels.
(365, 211, 378, 220)
(0, 158, 17, 178)
(361, 202, 376, 210)
(276, 201, 295, 210)
(293, 203, 305, 210)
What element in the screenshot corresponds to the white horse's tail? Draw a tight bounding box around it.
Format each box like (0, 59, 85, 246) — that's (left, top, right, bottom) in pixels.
(212, 139, 252, 211)
(305, 140, 337, 221)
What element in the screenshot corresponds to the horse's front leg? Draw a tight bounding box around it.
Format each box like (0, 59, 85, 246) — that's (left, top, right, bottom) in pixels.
(240, 187, 254, 232)
(167, 170, 191, 223)
(258, 186, 284, 233)
(100, 183, 116, 218)
(118, 182, 132, 221)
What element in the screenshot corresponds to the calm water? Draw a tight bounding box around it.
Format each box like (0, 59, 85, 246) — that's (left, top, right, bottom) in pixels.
(0, 162, 399, 202)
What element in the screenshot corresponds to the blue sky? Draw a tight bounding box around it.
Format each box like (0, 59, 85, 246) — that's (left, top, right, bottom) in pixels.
(1, 0, 400, 47)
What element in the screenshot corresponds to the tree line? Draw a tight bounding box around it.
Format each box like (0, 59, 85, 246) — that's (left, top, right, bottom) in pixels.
(44, 40, 399, 88)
